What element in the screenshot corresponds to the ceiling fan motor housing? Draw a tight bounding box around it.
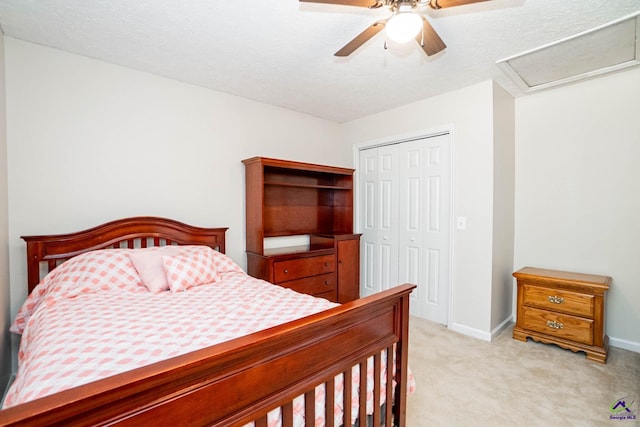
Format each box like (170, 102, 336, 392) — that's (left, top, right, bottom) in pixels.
(301, 0, 488, 56)
(390, 1, 418, 12)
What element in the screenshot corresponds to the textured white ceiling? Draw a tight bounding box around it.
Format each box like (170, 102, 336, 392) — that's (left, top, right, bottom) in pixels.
(0, 0, 638, 122)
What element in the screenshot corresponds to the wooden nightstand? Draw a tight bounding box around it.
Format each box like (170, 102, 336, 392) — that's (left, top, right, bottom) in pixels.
(512, 267, 611, 363)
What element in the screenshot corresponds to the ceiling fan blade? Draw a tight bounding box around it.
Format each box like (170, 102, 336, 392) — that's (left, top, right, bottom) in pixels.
(416, 18, 446, 56)
(427, 0, 490, 9)
(300, 0, 381, 8)
(335, 22, 385, 56)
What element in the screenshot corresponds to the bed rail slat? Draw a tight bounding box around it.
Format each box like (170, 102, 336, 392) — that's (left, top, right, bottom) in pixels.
(282, 402, 293, 427)
(358, 359, 367, 424)
(343, 369, 352, 426)
(385, 346, 394, 426)
(304, 390, 315, 426)
(372, 352, 382, 426)
(325, 379, 335, 427)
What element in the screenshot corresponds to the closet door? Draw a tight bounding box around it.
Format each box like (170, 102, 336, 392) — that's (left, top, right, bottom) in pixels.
(398, 135, 451, 324)
(359, 134, 451, 325)
(359, 145, 399, 297)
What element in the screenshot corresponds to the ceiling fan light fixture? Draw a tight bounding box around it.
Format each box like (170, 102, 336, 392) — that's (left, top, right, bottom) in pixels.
(385, 7, 422, 43)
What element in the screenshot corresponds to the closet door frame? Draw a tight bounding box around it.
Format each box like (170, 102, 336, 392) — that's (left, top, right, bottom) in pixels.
(353, 126, 455, 327)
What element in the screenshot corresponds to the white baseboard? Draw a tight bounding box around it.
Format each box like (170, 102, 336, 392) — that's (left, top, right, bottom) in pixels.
(490, 316, 513, 340)
(449, 315, 513, 343)
(609, 336, 640, 353)
(449, 322, 492, 342)
(449, 318, 639, 354)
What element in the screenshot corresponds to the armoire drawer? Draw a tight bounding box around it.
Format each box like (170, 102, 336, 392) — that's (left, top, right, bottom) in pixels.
(273, 255, 335, 283)
(521, 306, 594, 346)
(522, 284, 594, 317)
(279, 273, 337, 301)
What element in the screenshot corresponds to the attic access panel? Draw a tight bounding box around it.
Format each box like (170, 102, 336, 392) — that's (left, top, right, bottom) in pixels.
(497, 12, 640, 92)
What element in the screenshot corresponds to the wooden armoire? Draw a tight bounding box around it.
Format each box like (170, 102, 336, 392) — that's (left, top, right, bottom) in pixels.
(243, 157, 360, 303)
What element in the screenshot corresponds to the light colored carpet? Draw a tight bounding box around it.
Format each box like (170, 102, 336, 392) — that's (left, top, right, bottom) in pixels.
(406, 316, 640, 426)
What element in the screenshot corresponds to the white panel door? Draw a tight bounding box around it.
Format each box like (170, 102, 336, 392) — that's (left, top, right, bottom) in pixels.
(359, 133, 451, 325)
(398, 135, 451, 323)
(359, 145, 399, 297)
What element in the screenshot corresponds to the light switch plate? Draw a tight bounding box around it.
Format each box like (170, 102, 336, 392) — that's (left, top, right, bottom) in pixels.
(456, 217, 466, 230)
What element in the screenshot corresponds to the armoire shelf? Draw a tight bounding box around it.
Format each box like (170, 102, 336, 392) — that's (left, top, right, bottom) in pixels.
(264, 181, 350, 190)
(243, 157, 360, 303)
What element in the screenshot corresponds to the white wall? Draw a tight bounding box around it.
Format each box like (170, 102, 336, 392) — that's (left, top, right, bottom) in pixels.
(515, 67, 640, 350)
(0, 31, 12, 388)
(4, 38, 348, 365)
(490, 82, 515, 332)
(343, 81, 504, 339)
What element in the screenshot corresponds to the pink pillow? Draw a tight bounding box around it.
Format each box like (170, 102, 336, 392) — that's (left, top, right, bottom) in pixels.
(11, 249, 145, 334)
(178, 245, 244, 274)
(162, 251, 220, 292)
(128, 246, 182, 293)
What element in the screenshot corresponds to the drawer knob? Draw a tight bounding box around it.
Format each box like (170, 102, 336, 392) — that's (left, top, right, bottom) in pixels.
(547, 295, 564, 304)
(324, 280, 330, 285)
(283, 269, 288, 274)
(324, 262, 329, 267)
(546, 320, 564, 330)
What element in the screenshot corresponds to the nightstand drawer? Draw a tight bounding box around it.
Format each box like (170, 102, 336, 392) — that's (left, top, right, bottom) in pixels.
(279, 273, 337, 301)
(274, 255, 335, 283)
(522, 284, 594, 317)
(521, 306, 594, 346)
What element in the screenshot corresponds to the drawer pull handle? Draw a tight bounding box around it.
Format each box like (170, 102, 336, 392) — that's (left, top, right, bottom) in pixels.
(547, 295, 564, 304)
(546, 320, 564, 330)
(324, 280, 330, 285)
(283, 269, 288, 274)
(324, 262, 329, 267)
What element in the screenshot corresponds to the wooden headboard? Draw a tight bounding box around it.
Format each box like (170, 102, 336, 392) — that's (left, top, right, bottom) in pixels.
(21, 216, 228, 294)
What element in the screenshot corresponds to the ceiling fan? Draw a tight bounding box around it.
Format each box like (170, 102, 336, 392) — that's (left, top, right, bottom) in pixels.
(300, 0, 490, 57)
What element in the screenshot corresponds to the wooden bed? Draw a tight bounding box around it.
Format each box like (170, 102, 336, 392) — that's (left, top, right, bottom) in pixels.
(0, 216, 415, 426)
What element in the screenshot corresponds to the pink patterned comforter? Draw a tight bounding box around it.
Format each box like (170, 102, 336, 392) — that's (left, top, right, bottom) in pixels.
(5, 271, 337, 406)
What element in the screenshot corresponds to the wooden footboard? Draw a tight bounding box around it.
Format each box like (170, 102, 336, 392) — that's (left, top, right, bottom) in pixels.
(0, 284, 415, 426)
